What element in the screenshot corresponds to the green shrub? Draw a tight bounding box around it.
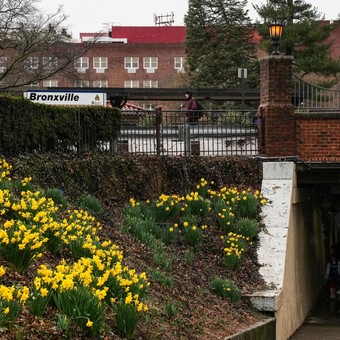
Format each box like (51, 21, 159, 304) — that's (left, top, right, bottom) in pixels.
(235, 193, 260, 218)
(76, 194, 102, 214)
(43, 188, 68, 210)
(235, 218, 260, 240)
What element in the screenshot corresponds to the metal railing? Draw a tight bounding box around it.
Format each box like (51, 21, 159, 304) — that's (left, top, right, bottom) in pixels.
(293, 74, 340, 111)
(116, 109, 258, 156)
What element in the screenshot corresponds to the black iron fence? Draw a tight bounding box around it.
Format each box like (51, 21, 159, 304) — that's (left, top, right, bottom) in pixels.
(116, 108, 258, 156)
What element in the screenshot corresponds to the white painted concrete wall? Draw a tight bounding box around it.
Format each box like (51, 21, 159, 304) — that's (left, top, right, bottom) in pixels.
(249, 162, 325, 340)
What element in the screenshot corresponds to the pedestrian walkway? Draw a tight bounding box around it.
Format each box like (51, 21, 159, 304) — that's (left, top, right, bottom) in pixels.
(289, 297, 340, 339)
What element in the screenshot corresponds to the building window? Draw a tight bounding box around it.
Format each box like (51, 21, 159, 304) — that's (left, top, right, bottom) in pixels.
(0, 57, 7, 72)
(124, 57, 139, 69)
(93, 57, 108, 69)
(174, 57, 185, 72)
(42, 80, 58, 87)
(124, 80, 139, 88)
(143, 57, 158, 70)
(93, 80, 108, 88)
(74, 57, 89, 71)
(25, 57, 39, 70)
(43, 57, 58, 71)
(28, 82, 39, 87)
(74, 80, 90, 87)
(143, 80, 158, 88)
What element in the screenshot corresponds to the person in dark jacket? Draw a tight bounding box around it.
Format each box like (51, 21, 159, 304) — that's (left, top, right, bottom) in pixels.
(325, 254, 340, 299)
(184, 90, 199, 123)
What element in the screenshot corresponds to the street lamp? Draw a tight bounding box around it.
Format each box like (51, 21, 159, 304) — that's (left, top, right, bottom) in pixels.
(268, 21, 284, 55)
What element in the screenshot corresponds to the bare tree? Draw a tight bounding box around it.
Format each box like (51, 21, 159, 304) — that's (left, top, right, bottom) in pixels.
(0, 0, 94, 90)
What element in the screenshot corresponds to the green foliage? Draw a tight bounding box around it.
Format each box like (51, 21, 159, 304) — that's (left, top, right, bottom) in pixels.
(137, 115, 157, 127)
(163, 302, 179, 318)
(185, 0, 259, 88)
(53, 285, 105, 336)
(235, 193, 260, 218)
(209, 276, 241, 302)
(254, 0, 340, 75)
(148, 270, 174, 287)
(153, 250, 172, 271)
(0, 95, 121, 157)
(43, 188, 68, 210)
(114, 301, 141, 340)
(76, 194, 102, 214)
(235, 218, 260, 240)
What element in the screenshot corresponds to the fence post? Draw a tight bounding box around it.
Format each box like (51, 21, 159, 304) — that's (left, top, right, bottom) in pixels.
(184, 123, 191, 156)
(155, 107, 162, 156)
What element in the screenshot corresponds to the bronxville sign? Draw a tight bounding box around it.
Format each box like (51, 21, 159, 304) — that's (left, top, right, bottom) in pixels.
(23, 90, 107, 106)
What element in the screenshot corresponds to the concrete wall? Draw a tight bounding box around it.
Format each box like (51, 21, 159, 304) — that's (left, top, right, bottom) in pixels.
(249, 162, 326, 340)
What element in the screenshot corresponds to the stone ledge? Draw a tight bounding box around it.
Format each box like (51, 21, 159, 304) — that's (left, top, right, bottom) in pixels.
(245, 289, 282, 312)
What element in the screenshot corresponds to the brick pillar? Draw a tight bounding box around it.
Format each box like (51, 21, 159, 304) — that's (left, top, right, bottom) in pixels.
(257, 55, 295, 157)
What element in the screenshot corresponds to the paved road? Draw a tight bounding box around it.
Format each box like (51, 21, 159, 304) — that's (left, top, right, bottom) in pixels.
(289, 298, 340, 339)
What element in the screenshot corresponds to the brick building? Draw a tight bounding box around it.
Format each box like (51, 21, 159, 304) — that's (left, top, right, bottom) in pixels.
(19, 21, 340, 92)
(35, 26, 188, 91)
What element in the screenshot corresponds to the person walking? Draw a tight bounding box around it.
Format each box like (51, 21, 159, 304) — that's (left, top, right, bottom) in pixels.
(325, 254, 340, 299)
(184, 90, 199, 124)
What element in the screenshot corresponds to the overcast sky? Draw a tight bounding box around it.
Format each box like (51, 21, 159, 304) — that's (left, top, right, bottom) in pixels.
(37, 0, 340, 38)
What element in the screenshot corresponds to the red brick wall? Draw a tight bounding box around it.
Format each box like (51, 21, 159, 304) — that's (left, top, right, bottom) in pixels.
(58, 42, 187, 89)
(296, 115, 340, 161)
(258, 56, 296, 157)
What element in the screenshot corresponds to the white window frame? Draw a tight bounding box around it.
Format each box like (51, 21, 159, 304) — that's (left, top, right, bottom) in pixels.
(143, 57, 158, 70)
(74, 57, 89, 70)
(93, 57, 108, 69)
(174, 57, 185, 72)
(93, 80, 108, 88)
(124, 57, 139, 69)
(42, 80, 58, 87)
(143, 80, 158, 88)
(43, 57, 58, 71)
(124, 80, 139, 88)
(74, 80, 90, 88)
(25, 57, 39, 70)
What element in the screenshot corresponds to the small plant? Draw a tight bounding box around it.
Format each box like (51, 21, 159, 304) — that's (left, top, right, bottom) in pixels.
(235, 192, 260, 218)
(163, 302, 179, 318)
(160, 223, 179, 245)
(43, 188, 68, 210)
(149, 270, 173, 287)
(223, 232, 249, 268)
(27, 277, 51, 317)
(209, 276, 241, 302)
(113, 293, 148, 340)
(76, 194, 102, 214)
(153, 250, 172, 271)
(56, 313, 73, 334)
(235, 218, 260, 240)
(181, 216, 203, 251)
(0, 284, 29, 326)
(185, 249, 195, 265)
(0, 220, 48, 273)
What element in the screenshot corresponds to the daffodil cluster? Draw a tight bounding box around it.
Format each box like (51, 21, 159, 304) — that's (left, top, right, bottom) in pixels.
(223, 232, 250, 268)
(127, 178, 267, 267)
(0, 159, 150, 337)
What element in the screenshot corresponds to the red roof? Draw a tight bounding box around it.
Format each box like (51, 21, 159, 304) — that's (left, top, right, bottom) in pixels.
(110, 26, 186, 43)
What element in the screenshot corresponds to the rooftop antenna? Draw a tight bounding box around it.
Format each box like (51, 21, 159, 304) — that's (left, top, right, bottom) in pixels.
(154, 12, 174, 26)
